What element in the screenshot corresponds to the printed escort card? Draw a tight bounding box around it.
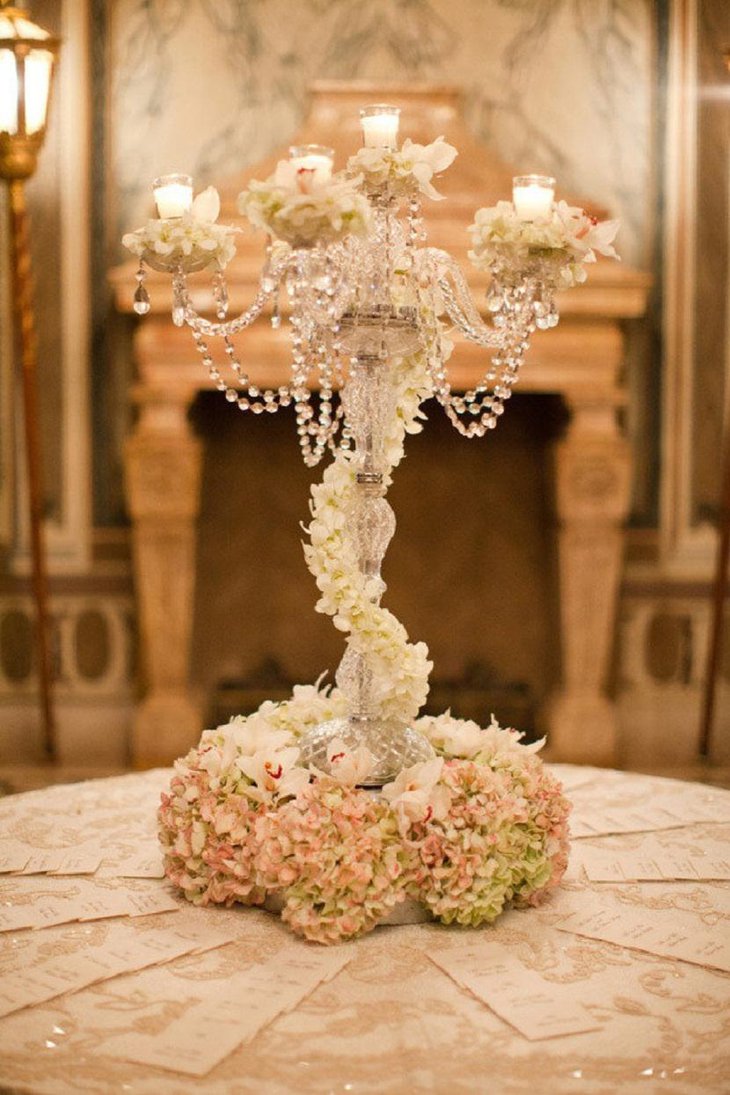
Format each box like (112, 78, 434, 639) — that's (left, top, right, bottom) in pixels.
(0, 924, 241, 1019)
(104, 946, 352, 1077)
(554, 893, 730, 973)
(0, 842, 165, 879)
(569, 789, 730, 838)
(0, 887, 179, 934)
(571, 837, 730, 882)
(428, 944, 601, 1041)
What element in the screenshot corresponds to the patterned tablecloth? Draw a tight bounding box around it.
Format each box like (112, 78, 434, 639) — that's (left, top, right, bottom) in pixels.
(0, 766, 729, 1095)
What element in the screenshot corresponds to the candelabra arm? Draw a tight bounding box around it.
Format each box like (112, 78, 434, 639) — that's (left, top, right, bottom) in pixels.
(172, 256, 290, 337)
(422, 248, 505, 348)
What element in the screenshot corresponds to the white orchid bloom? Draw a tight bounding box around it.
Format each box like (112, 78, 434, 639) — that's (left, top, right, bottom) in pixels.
(417, 712, 486, 758)
(223, 714, 292, 757)
(237, 745, 309, 801)
(579, 217, 620, 260)
(323, 737, 375, 787)
(382, 757, 450, 832)
(401, 136, 458, 200)
(190, 185, 221, 223)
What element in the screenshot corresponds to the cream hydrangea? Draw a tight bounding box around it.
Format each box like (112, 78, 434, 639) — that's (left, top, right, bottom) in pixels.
(468, 199, 619, 289)
(348, 136, 458, 200)
(122, 186, 239, 269)
(238, 160, 371, 247)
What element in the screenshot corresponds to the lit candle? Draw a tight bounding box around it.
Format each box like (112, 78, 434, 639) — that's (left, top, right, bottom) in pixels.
(359, 104, 400, 149)
(153, 173, 194, 218)
(512, 175, 555, 222)
(288, 144, 334, 186)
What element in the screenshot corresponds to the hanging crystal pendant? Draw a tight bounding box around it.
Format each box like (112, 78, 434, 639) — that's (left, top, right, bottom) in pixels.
(133, 263, 150, 315)
(133, 283, 150, 315)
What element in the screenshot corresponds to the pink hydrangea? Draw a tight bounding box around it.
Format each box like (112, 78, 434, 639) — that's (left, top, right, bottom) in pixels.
(405, 758, 570, 926)
(158, 759, 268, 907)
(255, 777, 411, 944)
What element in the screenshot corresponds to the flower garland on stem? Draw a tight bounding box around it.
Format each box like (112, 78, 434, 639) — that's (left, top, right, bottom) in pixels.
(303, 350, 435, 726)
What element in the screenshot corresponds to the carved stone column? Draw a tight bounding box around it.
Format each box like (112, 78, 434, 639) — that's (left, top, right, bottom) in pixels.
(544, 399, 632, 765)
(124, 386, 203, 767)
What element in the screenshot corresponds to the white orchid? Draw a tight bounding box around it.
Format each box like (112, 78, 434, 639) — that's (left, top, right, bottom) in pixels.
(190, 185, 221, 223)
(400, 137, 458, 200)
(348, 136, 457, 201)
(381, 757, 450, 833)
(554, 200, 619, 262)
(224, 713, 292, 757)
(237, 745, 309, 802)
(417, 712, 486, 758)
(318, 737, 375, 787)
(415, 711, 545, 763)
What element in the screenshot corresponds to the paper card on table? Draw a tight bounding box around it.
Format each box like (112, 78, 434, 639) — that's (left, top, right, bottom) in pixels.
(97, 853, 165, 879)
(0, 886, 179, 933)
(18, 850, 66, 874)
(571, 840, 730, 883)
(106, 945, 352, 1077)
(0, 898, 81, 932)
(48, 849, 103, 876)
(0, 846, 30, 873)
(429, 945, 601, 1041)
(570, 791, 730, 838)
(126, 890, 179, 917)
(75, 892, 139, 922)
(0, 923, 240, 1019)
(555, 895, 730, 973)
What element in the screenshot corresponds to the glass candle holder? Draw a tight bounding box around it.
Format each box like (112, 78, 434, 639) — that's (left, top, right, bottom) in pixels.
(289, 144, 334, 185)
(153, 173, 194, 218)
(359, 104, 400, 149)
(512, 175, 555, 221)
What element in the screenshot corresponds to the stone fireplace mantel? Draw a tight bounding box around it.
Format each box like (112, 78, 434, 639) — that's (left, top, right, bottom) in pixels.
(111, 82, 650, 768)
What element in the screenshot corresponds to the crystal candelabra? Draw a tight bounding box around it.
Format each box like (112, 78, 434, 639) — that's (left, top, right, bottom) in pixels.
(124, 105, 618, 784)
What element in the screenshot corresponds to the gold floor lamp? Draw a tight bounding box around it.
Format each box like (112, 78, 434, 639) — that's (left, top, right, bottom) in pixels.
(0, 1, 59, 759)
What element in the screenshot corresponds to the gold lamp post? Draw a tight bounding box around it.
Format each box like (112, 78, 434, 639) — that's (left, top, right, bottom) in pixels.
(0, 1, 59, 759)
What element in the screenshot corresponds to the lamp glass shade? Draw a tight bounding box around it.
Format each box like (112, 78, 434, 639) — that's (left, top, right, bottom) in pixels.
(0, 47, 18, 133)
(0, 5, 58, 142)
(23, 47, 53, 133)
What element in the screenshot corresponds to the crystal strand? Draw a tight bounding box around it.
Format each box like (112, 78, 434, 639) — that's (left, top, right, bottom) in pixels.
(133, 261, 150, 315)
(212, 263, 228, 319)
(172, 265, 186, 327)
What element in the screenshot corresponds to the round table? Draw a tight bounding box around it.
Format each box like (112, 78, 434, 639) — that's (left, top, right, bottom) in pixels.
(0, 766, 728, 1094)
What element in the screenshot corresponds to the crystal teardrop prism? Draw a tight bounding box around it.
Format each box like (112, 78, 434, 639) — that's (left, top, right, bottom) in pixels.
(133, 284, 150, 315)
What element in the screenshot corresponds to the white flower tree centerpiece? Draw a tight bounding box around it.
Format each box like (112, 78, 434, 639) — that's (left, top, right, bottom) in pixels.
(124, 106, 618, 787)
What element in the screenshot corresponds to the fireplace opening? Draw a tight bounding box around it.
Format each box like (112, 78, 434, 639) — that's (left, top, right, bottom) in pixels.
(191, 390, 567, 739)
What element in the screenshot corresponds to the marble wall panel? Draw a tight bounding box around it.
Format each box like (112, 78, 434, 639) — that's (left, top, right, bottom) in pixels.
(110, 0, 655, 267)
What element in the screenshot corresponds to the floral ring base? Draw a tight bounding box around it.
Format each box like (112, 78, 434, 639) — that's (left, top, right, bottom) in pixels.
(158, 688, 571, 946)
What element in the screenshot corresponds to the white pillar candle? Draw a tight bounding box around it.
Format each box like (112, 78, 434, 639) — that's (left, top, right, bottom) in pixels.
(512, 175, 555, 222)
(289, 145, 334, 185)
(359, 104, 400, 149)
(153, 173, 194, 218)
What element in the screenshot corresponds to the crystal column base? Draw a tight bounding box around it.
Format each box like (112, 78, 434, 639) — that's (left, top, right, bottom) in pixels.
(297, 715, 434, 787)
